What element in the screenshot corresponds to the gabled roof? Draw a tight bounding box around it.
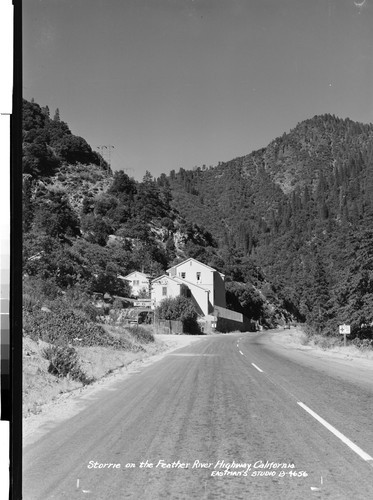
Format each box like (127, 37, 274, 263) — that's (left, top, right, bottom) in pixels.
(167, 257, 221, 274)
(151, 274, 209, 293)
(121, 271, 151, 280)
(151, 274, 178, 284)
(172, 275, 210, 293)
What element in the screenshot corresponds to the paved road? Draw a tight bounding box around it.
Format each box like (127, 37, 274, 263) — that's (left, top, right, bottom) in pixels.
(23, 331, 373, 499)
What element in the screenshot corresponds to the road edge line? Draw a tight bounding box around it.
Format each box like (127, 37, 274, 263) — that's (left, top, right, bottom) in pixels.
(297, 402, 373, 466)
(251, 363, 263, 373)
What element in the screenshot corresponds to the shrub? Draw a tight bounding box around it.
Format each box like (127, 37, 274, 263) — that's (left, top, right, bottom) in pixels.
(23, 305, 137, 350)
(351, 337, 373, 352)
(62, 287, 100, 321)
(156, 296, 198, 322)
(43, 344, 92, 384)
(126, 325, 154, 344)
(23, 276, 61, 302)
(23, 293, 40, 312)
(311, 334, 342, 350)
(112, 298, 124, 310)
(156, 296, 201, 334)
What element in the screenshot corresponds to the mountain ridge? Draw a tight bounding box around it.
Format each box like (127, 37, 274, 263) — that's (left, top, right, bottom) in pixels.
(22, 99, 373, 337)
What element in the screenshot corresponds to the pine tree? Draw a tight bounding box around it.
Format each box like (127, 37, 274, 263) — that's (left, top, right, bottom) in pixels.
(53, 108, 60, 122)
(307, 249, 330, 334)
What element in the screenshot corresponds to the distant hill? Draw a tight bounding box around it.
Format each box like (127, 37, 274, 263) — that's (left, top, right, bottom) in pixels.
(166, 114, 373, 338)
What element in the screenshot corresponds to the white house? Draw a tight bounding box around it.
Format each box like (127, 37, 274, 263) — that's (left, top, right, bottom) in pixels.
(151, 258, 226, 316)
(120, 271, 151, 298)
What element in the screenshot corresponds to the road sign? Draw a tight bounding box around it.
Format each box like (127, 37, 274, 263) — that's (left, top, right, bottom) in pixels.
(339, 324, 351, 334)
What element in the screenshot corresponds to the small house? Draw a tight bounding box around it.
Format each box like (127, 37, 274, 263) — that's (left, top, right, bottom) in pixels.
(119, 271, 151, 298)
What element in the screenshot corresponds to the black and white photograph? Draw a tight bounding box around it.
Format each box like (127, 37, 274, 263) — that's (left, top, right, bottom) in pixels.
(21, 1, 373, 499)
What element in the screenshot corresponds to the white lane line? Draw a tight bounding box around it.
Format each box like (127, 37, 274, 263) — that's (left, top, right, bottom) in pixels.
(298, 402, 373, 467)
(251, 363, 263, 373)
(239, 350, 244, 356)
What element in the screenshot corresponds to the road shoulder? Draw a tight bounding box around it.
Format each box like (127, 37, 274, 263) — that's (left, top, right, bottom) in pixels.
(23, 334, 207, 446)
(267, 327, 373, 371)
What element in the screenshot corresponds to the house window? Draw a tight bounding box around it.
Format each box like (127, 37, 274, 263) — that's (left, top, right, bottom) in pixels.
(196, 272, 201, 281)
(162, 287, 167, 296)
(181, 272, 186, 279)
(133, 280, 139, 286)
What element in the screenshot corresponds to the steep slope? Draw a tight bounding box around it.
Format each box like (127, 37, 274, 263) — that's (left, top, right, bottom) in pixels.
(166, 114, 373, 338)
(22, 99, 223, 296)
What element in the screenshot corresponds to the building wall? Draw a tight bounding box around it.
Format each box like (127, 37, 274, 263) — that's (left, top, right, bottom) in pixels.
(173, 260, 213, 286)
(151, 275, 210, 316)
(124, 271, 150, 297)
(152, 259, 228, 318)
(151, 276, 181, 308)
(214, 305, 242, 322)
(181, 280, 209, 316)
(172, 260, 215, 308)
(213, 272, 226, 308)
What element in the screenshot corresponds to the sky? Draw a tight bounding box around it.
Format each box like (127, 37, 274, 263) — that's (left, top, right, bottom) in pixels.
(23, 0, 373, 180)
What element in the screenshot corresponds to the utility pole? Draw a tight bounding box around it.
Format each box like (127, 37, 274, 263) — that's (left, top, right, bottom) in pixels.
(97, 145, 114, 173)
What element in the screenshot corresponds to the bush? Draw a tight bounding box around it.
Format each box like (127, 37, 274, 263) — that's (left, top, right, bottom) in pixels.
(63, 287, 100, 321)
(126, 325, 154, 344)
(112, 298, 124, 309)
(156, 296, 201, 334)
(43, 344, 92, 384)
(351, 337, 373, 352)
(23, 277, 62, 312)
(23, 276, 61, 302)
(23, 305, 137, 350)
(23, 293, 40, 312)
(156, 296, 198, 322)
(311, 334, 342, 350)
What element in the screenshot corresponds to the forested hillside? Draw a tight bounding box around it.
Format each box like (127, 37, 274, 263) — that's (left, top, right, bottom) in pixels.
(22, 99, 373, 339)
(167, 114, 373, 340)
(22, 100, 219, 292)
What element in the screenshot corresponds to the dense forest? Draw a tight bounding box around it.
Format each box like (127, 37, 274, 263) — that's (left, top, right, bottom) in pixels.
(22, 99, 373, 339)
(166, 115, 373, 339)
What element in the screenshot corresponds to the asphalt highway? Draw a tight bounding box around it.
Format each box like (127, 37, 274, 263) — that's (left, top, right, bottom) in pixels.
(23, 331, 373, 499)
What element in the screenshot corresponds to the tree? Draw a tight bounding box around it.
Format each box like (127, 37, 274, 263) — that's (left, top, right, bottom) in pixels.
(225, 281, 264, 321)
(32, 190, 80, 238)
(332, 225, 373, 339)
(108, 170, 136, 197)
(53, 108, 60, 121)
(23, 175, 34, 232)
(89, 271, 131, 296)
(54, 135, 96, 164)
(307, 250, 331, 334)
(156, 296, 201, 334)
(80, 214, 111, 246)
(22, 142, 60, 176)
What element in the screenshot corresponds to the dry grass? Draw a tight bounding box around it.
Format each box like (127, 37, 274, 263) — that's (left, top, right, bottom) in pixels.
(23, 337, 82, 416)
(23, 330, 167, 418)
(276, 326, 373, 360)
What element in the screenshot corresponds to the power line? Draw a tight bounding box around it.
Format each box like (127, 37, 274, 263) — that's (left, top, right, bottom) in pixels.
(110, 147, 135, 178)
(97, 145, 115, 171)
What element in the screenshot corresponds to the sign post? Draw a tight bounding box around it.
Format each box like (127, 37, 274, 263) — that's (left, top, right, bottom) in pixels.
(339, 324, 351, 347)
